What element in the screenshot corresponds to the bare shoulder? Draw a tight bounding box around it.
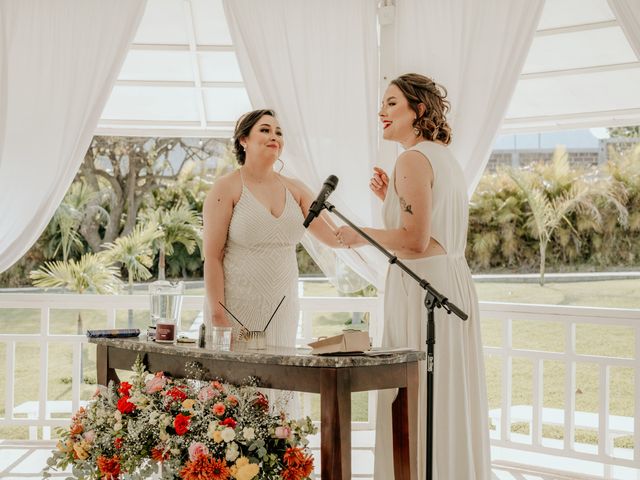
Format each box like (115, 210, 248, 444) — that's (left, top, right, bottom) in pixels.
(205, 170, 241, 206)
(278, 174, 310, 201)
(396, 149, 433, 185)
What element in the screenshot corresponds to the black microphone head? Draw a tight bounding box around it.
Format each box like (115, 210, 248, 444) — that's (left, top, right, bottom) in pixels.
(325, 175, 339, 189)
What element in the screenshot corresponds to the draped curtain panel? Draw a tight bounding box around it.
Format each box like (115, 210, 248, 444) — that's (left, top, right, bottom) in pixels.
(393, 0, 543, 194)
(223, 0, 382, 287)
(0, 0, 146, 273)
(608, 0, 640, 60)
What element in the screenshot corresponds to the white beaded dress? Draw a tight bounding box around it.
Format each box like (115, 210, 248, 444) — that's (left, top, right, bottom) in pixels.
(205, 174, 305, 348)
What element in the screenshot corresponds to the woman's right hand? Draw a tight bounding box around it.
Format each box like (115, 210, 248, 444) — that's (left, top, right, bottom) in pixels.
(370, 166, 388, 201)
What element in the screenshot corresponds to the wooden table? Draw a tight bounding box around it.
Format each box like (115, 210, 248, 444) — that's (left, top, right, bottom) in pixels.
(89, 337, 424, 480)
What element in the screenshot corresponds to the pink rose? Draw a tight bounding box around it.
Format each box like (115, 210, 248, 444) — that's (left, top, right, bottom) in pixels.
(197, 385, 216, 402)
(83, 430, 96, 443)
(275, 426, 291, 439)
(188, 442, 209, 461)
(145, 373, 167, 393)
(213, 402, 226, 416)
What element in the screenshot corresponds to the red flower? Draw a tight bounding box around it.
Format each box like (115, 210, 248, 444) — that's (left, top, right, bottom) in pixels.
(220, 417, 237, 429)
(114, 437, 123, 450)
(174, 413, 190, 436)
(97, 455, 121, 480)
(151, 446, 170, 462)
(254, 392, 269, 412)
(116, 396, 136, 414)
(179, 453, 230, 480)
(117, 382, 132, 396)
(166, 386, 188, 402)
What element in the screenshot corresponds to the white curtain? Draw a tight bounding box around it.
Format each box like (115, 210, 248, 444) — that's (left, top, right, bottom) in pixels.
(0, 0, 146, 273)
(223, 0, 383, 287)
(393, 0, 544, 194)
(608, 0, 640, 60)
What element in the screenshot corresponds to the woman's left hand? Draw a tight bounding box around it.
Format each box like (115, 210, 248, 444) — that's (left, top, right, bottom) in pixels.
(336, 226, 367, 248)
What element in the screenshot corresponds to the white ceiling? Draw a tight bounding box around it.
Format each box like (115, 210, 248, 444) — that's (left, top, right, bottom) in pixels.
(95, 0, 640, 137)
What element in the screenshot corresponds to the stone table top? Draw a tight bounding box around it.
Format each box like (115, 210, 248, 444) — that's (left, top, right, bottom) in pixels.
(88, 336, 425, 368)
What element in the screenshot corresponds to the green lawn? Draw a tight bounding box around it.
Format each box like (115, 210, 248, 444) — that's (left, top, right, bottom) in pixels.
(1, 278, 639, 442)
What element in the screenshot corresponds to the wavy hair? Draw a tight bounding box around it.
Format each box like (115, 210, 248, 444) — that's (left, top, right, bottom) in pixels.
(232, 109, 277, 165)
(390, 73, 452, 145)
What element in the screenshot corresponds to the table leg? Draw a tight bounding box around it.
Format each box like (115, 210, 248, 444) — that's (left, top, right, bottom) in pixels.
(392, 361, 419, 480)
(320, 368, 351, 480)
(96, 344, 120, 387)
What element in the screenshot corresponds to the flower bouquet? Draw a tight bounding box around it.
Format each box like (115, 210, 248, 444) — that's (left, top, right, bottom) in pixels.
(44, 357, 316, 479)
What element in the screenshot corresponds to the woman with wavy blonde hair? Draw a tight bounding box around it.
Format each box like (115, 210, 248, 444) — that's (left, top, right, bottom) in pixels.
(337, 73, 491, 479)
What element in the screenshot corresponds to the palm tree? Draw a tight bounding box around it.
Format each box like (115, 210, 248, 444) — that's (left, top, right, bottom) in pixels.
(101, 223, 162, 294)
(469, 172, 530, 269)
(143, 203, 202, 280)
(30, 253, 121, 333)
(101, 223, 162, 327)
(45, 181, 108, 262)
(509, 148, 601, 286)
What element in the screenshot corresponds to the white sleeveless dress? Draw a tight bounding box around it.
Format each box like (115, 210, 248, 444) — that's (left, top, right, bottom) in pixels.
(205, 175, 305, 348)
(374, 142, 491, 479)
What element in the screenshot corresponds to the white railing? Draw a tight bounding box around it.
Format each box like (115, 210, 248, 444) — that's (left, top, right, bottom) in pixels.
(1, 292, 639, 476)
(484, 302, 640, 476)
(0, 291, 380, 437)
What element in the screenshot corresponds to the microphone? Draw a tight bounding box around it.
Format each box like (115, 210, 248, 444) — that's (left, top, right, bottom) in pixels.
(303, 175, 339, 228)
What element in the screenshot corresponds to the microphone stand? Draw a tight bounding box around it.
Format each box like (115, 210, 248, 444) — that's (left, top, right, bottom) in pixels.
(323, 201, 468, 480)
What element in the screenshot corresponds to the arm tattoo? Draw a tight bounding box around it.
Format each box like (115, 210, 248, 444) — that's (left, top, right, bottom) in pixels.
(399, 196, 413, 215)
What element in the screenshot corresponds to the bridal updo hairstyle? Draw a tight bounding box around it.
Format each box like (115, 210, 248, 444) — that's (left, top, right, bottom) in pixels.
(233, 109, 277, 165)
(391, 73, 452, 145)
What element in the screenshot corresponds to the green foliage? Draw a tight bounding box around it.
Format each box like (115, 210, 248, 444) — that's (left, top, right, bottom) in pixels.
(141, 202, 202, 280)
(5, 140, 640, 289)
(101, 223, 162, 289)
(508, 148, 601, 284)
(296, 244, 323, 276)
(43, 181, 95, 262)
(466, 146, 640, 273)
(29, 253, 121, 294)
(608, 125, 640, 138)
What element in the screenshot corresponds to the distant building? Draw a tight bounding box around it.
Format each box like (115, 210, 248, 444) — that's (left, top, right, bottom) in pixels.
(487, 129, 638, 173)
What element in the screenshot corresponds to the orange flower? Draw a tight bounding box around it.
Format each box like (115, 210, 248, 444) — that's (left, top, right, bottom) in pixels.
(151, 446, 170, 462)
(71, 407, 86, 423)
(283, 447, 305, 466)
(212, 380, 224, 392)
(283, 447, 313, 478)
(299, 455, 314, 477)
(97, 455, 121, 480)
(281, 465, 305, 480)
(212, 402, 226, 416)
(179, 453, 230, 480)
(70, 423, 84, 436)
